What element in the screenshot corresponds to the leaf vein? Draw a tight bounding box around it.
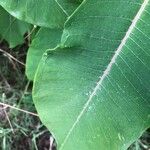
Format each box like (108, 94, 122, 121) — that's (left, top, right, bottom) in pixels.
(59, 0, 149, 149)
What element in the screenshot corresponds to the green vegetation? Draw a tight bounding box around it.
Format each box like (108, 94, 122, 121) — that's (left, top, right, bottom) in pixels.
(0, 0, 150, 149)
(0, 40, 56, 150)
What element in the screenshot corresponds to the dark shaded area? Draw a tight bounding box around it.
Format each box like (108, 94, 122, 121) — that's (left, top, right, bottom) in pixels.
(0, 40, 56, 150)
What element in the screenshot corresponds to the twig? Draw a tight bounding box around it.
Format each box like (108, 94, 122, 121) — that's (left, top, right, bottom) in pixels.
(24, 25, 37, 40)
(2, 93, 14, 134)
(49, 136, 54, 150)
(138, 140, 149, 149)
(0, 102, 38, 117)
(18, 81, 30, 107)
(0, 48, 25, 66)
(32, 129, 47, 150)
(3, 110, 14, 134)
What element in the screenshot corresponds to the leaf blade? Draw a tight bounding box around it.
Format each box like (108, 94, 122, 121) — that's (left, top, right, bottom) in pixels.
(0, 0, 80, 28)
(26, 27, 62, 80)
(33, 0, 150, 149)
(0, 6, 31, 48)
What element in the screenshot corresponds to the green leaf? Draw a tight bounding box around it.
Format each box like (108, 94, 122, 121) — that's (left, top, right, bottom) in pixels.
(0, 0, 79, 28)
(33, 0, 150, 150)
(26, 28, 62, 80)
(0, 6, 30, 48)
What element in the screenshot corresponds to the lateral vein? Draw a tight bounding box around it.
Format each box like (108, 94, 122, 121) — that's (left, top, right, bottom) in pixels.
(54, 0, 69, 16)
(59, 0, 149, 149)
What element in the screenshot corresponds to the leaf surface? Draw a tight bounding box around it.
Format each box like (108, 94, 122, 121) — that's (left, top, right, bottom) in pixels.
(33, 0, 150, 150)
(26, 28, 62, 80)
(0, 0, 80, 28)
(0, 6, 30, 48)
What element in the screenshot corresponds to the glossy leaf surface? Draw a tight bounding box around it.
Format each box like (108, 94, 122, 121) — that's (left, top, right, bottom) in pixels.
(0, 0, 79, 28)
(33, 0, 150, 150)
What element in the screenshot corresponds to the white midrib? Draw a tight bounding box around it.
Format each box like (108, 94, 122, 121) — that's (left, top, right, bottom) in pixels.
(60, 0, 149, 149)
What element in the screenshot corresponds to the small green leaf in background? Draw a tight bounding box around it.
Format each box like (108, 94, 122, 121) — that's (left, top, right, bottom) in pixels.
(26, 28, 62, 80)
(24, 0, 82, 80)
(0, 6, 30, 48)
(33, 0, 150, 150)
(0, 0, 80, 28)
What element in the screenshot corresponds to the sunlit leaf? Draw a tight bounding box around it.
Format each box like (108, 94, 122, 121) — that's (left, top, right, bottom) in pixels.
(33, 0, 150, 150)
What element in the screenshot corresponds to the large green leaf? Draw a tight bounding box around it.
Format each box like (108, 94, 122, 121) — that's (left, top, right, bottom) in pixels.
(33, 0, 150, 150)
(0, 0, 80, 28)
(26, 28, 62, 80)
(0, 6, 30, 48)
